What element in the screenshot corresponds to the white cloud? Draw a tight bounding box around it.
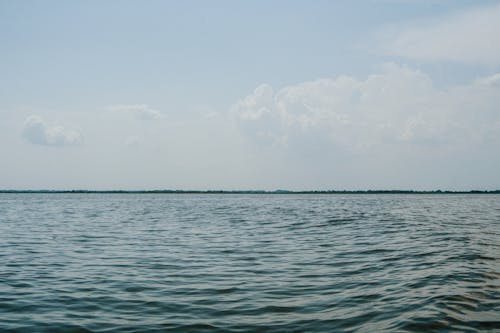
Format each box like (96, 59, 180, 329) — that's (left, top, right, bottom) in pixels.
(108, 104, 162, 120)
(22, 115, 83, 146)
(383, 4, 500, 66)
(475, 73, 500, 87)
(232, 64, 500, 150)
(231, 84, 275, 121)
(230, 84, 288, 146)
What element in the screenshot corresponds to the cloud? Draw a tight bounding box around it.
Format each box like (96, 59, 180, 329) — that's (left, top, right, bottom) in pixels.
(230, 84, 286, 145)
(382, 4, 500, 66)
(232, 63, 500, 151)
(108, 104, 162, 120)
(231, 84, 275, 121)
(22, 115, 83, 146)
(475, 73, 500, 87)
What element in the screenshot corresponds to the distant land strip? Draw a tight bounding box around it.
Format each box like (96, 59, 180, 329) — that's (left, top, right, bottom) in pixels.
(1, 190, 499, 194)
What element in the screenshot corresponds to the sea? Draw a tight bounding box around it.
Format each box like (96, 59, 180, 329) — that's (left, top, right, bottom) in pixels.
(0, 193, 499, 332)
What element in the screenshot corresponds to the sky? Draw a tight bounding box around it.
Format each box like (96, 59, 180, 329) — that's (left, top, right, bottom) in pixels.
(1, 0, 500, 190)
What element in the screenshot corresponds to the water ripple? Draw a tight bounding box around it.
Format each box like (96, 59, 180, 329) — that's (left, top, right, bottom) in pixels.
(0, 193, 499, 332)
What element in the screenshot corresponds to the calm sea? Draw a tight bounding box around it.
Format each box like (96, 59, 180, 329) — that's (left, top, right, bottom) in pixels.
(0, 194, 499, 332)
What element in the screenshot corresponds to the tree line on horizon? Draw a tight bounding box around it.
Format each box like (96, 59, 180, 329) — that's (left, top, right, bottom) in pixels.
(1, 189, 499, 194)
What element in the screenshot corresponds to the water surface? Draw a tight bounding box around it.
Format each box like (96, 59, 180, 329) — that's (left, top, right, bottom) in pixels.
(1, 194, 499, 332)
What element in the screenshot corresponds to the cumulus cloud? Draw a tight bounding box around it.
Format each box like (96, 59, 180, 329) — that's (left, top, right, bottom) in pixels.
(382, 3, 500, 66)
(22, 115, 83, 146)
(230, 84, 286, 145)
(108, 104, 162, 120)
(232, 64, 500, 150)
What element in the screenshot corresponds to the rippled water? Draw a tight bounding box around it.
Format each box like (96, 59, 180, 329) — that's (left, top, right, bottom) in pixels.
(0, 194, 499, 332)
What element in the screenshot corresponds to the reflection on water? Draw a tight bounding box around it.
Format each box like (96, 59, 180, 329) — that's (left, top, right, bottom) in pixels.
(0, 194, 499, 332)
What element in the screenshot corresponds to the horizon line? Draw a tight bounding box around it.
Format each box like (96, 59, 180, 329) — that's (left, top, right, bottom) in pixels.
(1, 189, 499, 194)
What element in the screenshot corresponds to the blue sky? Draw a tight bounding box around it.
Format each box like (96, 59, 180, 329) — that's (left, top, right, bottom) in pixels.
(1, 1, 500, 190)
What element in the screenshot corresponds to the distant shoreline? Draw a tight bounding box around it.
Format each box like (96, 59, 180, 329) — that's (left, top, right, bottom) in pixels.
(1, 190, 499, 194)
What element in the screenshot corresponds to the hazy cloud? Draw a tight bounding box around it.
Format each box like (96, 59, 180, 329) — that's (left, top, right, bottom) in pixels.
(382, 4, 500, 66)
(231, 84, 275, 121)
(108, 104, 162, 120)
(476, 73, 500, 87)
(232, 64, 500, 150)
(22, 115, 83, 146)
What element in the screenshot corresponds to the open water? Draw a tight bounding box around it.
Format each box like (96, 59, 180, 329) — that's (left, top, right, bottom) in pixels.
(0, 193, 499, 332)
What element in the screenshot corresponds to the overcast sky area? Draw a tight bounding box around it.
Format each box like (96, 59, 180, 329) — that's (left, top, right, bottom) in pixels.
(1, 0, 500, 190)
